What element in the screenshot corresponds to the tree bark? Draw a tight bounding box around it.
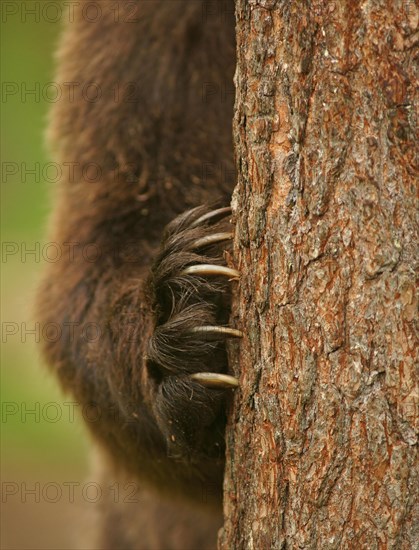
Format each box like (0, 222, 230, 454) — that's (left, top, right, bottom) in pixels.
(220, 1, 417, 548)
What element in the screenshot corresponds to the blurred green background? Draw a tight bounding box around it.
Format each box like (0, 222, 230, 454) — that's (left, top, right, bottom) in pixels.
(1, 2, 89, 548)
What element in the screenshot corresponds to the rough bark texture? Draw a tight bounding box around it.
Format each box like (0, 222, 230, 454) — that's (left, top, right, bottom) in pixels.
(220, 1, 418, 548)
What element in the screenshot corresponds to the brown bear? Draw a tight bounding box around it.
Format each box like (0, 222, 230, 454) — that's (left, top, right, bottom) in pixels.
(37, 1, 237, 548)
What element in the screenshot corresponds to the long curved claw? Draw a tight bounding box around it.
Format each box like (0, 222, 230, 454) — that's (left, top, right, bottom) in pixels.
(181, 264, 239, 280)
(192, 232, 233, 250)
(190, 372, 239, 389)
(190, 326, 243, 338)
(191, 206, 232, 228)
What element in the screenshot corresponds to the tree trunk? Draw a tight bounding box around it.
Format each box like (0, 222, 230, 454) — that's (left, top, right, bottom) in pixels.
(220, 1, 417, 548)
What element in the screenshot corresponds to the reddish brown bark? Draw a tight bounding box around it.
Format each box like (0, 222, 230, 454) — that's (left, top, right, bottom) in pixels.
(221, 1, 417, 548)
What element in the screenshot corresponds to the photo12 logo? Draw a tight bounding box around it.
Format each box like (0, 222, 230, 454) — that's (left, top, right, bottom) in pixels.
(1, 481, 141, 504)
(1, 2, 140, 24)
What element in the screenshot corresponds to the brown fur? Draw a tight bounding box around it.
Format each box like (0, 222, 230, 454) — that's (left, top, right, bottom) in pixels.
(37, 0, 235, 548)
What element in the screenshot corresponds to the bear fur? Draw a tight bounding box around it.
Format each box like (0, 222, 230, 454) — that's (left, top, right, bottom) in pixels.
(37, 1, 236, 548)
